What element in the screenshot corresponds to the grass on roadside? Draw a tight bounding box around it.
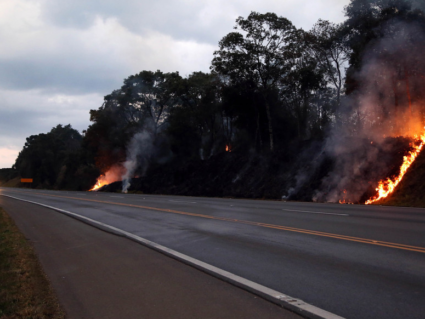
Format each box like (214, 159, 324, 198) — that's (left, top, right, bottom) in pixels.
(0, 207, 64, 319)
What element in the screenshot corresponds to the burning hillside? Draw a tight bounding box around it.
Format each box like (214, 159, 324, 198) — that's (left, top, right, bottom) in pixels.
(82, 2, 425, 207)
(89, 165, 125, 191)
(365, 130, 425, 204)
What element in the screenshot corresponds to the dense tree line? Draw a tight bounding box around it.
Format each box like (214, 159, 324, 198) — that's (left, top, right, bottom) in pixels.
(9, 0, 425, 191)
(11, 125, 98, 190)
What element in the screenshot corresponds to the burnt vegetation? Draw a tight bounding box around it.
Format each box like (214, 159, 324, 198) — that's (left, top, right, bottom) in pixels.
(5, 0, 425, 204)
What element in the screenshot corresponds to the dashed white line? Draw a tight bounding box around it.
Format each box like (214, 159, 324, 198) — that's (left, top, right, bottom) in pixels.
(168, 200, 197, 203)
(282, 209, 348, 216)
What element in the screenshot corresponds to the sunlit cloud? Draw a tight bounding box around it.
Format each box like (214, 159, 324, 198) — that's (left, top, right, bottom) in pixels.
(0, 147, 19, 168)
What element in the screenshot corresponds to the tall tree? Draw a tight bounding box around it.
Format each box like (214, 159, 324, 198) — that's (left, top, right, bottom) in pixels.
(178, 72, 224, 158)
(307, 20, 350, 111)
(342, 0, 425, 133)
(211, 12, 298, 151)
(122, 70, 183, 137)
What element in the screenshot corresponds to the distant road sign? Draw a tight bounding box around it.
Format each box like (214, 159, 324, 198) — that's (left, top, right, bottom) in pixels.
(21, 178, 33, 183)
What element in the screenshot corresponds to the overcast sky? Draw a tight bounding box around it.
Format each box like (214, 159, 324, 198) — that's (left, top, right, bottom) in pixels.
(0, 0, 350, 168)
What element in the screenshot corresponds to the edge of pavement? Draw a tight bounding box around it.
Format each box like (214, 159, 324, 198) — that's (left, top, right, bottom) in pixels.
(0, 193, 344, 319)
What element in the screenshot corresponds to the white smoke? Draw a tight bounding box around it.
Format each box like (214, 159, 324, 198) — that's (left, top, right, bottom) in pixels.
(121, 131, 153, 193)
(312, 20, 425, 203)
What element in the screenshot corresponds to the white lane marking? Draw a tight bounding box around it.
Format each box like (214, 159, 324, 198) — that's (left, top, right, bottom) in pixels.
(1, 193, 343, 319)
(110, 196, 123, 198)
(168, 200, 197, 203)
(282, 209, 348, 216)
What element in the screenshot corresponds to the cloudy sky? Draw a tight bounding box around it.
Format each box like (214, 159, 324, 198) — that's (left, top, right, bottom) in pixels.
(0, 0, 350, 168)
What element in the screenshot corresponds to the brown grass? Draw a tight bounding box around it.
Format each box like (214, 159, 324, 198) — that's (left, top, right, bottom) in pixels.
(0, 208, 64, 319)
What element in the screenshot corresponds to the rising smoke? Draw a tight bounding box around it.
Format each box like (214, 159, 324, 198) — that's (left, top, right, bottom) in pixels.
(121, 131, 154, 193)
(311, 18, 425, 203)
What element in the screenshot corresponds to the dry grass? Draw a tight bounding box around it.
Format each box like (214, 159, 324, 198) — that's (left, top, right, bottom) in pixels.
(0, 208, 64, 319)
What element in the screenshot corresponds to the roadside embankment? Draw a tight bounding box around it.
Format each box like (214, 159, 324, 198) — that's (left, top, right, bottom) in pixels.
(375, 148, 425, 208)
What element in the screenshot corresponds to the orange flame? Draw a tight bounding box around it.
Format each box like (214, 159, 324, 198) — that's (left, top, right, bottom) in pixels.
(339, 190, 353, 204)
(88, 165, 126, 192)
(365, 130, 425, 205)
(226, 145, 231, 152)
(89, 175, 108, 191)
(339, 199, 353, 204)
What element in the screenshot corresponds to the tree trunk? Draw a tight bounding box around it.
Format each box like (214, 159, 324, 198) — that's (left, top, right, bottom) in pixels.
(404, 67, 413, 133)
(255, 111, 263, 150)
(265, 101, 274, 151)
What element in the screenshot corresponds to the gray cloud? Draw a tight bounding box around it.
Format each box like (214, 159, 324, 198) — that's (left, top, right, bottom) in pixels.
(0, 0, 349, 168)
(0, 59, 120, 94)
(0, 88, 99, 157)
(40, 0, 349, 44)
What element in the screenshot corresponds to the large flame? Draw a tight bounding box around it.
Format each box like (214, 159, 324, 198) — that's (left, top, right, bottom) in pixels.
(365, 129, 425, 205)
(89, 175, 108, 191)
(89, 165, 126, 191)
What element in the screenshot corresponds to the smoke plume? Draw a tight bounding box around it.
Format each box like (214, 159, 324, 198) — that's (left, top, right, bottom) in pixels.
(312, 19, 425, 203)
(121, 131, 153, 193)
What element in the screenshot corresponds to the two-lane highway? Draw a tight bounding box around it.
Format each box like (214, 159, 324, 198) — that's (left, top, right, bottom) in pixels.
(1, 188, 425, 319)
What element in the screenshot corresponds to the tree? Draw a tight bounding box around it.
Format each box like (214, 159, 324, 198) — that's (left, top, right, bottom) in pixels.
(13, 124, 89, 189)
(307, 20, 350, 111)
(179, 72, 224, 157)
(341, 0, 425, 134)
(211, 12, 298, 151)
(343, 0, 413, 75)
(279, 40, 330, 139)
(122, 70, 183, 137)
(85, 70, 184, 175)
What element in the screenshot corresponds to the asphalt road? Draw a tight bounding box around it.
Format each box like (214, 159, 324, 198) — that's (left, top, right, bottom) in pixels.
(1, 196, 302, 319)
(1, 188, 424, 319)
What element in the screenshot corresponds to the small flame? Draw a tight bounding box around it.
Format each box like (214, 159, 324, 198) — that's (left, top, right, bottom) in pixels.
(339, 190, 353, 204)
(339, 199, 353, 204)
(89, 175, 108, 191)
(226, 145, 231, 152)
(365, 129, 425, 205)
